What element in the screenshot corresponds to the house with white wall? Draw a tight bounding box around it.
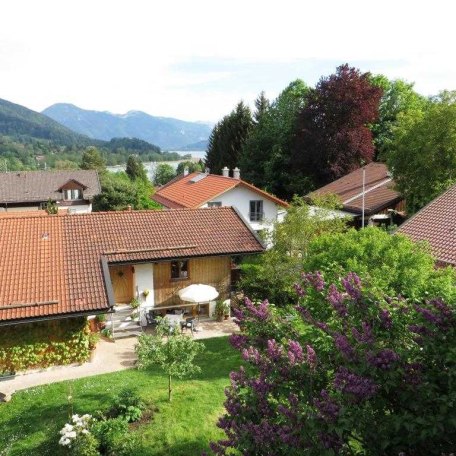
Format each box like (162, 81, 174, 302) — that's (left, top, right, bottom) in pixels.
(152, 167, 289, 236)
(0, 170, 100, 214)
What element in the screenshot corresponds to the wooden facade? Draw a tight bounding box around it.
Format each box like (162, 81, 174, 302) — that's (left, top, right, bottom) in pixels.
(153, 256, 231, 307)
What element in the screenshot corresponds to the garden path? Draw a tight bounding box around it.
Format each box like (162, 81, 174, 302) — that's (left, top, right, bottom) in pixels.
(0, 318, 238, 400)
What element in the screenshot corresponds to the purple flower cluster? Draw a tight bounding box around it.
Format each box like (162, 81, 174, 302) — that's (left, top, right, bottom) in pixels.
(266, 339, 283, 361)
(228, 333, 248, 350)
(327, 284, 348, 318)
(414, 298, 454, 329)
(306, 345, 317, 370)
(333, 333, 355, 360)
(302, 271, 326, 292)
(241, 346, 261, 365)
(352, 321, 374, 344)
(333, 367, 378, 401)
(367, 349, 400, 370)
(244, 297, 270, 321)
(314, 389, 340, 422)
(341, 272, 362, 301)
(293, 282, 306, 297)
(295, 305, 313, 322)
(287, 340, 304, 365)
(379, 308, 393, 330)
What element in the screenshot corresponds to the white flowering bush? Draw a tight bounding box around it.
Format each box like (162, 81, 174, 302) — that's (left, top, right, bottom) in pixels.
(59, 414, 93, 449)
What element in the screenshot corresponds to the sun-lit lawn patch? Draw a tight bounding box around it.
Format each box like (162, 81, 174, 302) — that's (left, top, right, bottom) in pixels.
(0, 337, 239, 456)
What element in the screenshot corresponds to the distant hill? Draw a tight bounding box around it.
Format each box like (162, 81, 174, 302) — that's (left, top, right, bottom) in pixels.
(42, 103, 212, 150)
(180, 139, 208, 151)
(0, 98, 96, 147)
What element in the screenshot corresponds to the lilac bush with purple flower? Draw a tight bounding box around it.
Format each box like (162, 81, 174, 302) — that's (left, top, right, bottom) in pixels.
(210, 271, 455, 455)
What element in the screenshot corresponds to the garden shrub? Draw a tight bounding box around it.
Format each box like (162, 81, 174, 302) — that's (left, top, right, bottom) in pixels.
(92, 416, 140, 455)
(211, 271, 456, 455)
(0, 317, 90, 372)
(108, 388, 145, 422)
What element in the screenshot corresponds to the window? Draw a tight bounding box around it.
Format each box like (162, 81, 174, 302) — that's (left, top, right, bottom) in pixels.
(249, 200, 264, 221)
(208, 201, 222, 208)
(171, 260, 189, 279)
(63, 189, 82, 200)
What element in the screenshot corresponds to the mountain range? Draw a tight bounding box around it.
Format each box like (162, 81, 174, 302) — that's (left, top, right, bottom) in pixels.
(42, 103, 212, 150)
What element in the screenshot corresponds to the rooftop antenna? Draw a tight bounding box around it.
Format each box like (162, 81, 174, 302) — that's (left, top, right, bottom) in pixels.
(361, 167, 366, 228)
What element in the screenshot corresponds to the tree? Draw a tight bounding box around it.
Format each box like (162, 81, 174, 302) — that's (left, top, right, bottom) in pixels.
(387, 91, 456, 213)
(291, 64, 382, 194)
(135, 320, 205, 401)
(239, 195, 348, 306)
(125, 154, 149, 182)
(304, 227, 456, 302)
(93, 171, 159, 211)
(175, 160, 203, 176)
(369, 75, 428, 159)
(205, 101, 253, 175)
(240, 80, 309, 198)
(253, 91, 270, 123)
(153, 163, 176, 186)
(80, 146, 106, 173)
(211, 273, 456, 455)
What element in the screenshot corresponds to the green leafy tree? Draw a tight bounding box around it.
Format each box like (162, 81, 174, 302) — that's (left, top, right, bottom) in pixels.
(303, 227, 456, 302)
(153, 163, 176, 186)
(253, 91, 270, 123)
(80, 146, 106, 173)
(239, 196, 348, 306)
(125, 154, 149, 182)
(136, 320, 205, 401)
(240, 80, 309, 198)
(370, 75, 428, 159)
(93, 172, 159, 211)
(387, 91, 456, 213)
(205, 101, 253, 175)
(175, 160, 204, 175)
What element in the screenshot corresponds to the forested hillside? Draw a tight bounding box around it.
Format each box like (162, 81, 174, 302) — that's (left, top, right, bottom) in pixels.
(0, 98, 181, 171)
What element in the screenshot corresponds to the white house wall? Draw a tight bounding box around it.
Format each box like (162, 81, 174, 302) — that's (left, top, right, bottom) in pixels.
(204, 186, 281, 232)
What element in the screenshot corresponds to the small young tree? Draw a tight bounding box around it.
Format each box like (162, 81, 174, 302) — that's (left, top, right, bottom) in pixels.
(135, 320, 205, 401)
(153, 163, 176, 186)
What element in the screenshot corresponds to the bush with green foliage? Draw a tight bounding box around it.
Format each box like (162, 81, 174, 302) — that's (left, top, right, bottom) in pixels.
(304, 227, 456, 302)
(153, 162, 176, 186)
(108, 388, 145, 423)
(211, 272, 456, 455)
(0, 318, 90, 373)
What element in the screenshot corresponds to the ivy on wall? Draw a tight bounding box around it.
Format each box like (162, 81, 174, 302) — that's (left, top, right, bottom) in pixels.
(0, 317, 90, 373)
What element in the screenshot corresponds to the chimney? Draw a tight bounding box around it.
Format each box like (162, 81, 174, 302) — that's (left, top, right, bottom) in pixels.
(184, 167, 189, 176)
(222, 166, 229, 177)
(204, 167, 210, 174)
(127, 205, 132, 211)
(233, 167, 240, 180)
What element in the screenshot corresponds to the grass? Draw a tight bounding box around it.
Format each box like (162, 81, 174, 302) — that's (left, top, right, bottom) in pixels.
(0, 337, 240, 456)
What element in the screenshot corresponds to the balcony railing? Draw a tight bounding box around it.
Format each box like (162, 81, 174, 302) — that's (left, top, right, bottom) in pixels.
(249, 211, 265, 222)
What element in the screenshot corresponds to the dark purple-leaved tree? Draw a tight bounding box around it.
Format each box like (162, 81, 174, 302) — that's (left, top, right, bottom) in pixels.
(291, 64, 382, 194)
(209, 271, 455, 455)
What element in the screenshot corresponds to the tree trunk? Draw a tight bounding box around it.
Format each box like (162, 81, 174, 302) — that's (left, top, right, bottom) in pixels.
(168, 374, 172, 402)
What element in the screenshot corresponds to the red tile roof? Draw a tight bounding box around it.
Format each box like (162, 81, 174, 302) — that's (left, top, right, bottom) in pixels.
(0, 208, 265, 324)
(152, 172, 289, 209)
(310, 163, 403, 215)
(396, 184, 456, 266)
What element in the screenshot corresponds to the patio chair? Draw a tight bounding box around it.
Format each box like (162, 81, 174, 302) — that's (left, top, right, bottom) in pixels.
(180, 317, 196, 336)
(146, 310, 160, 327)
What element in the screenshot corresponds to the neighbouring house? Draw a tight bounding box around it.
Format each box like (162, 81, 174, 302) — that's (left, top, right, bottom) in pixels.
(152, 167, 289, 236)
(396, 183, 456, 267)
(0, 207, 264, 335)
(308, 163, 405, 227)
(0, 170, 101, 214)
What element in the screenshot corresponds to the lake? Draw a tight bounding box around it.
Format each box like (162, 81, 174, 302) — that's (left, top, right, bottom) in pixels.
(106, 151, 206, 180)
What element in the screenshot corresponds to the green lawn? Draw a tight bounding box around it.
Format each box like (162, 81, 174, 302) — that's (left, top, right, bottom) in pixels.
(0, 337, 239, 456)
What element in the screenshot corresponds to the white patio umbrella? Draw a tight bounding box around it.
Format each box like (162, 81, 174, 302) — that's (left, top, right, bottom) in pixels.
(178, 284, 219, 320)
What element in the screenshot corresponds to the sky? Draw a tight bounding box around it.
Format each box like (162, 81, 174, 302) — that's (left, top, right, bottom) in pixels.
(1, 0, 455, 123)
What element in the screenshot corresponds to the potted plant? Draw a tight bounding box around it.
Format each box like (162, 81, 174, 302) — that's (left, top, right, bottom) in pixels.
(95, 313, 106, 330)
(215, 300, 225, 322)
(130, 297, 140, 309)
(223, 301, 231, 320)
(142, 289, 150, 298)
